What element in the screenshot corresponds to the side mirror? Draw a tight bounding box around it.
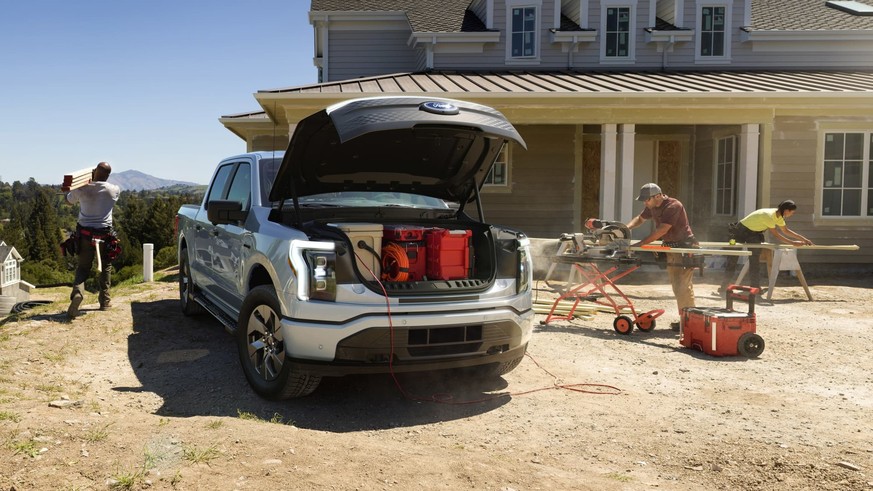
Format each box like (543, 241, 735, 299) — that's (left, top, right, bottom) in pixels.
(207, 200, 246, 225)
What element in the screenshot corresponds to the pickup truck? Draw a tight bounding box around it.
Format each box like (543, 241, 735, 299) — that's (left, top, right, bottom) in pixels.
(176, 96, 534, 399)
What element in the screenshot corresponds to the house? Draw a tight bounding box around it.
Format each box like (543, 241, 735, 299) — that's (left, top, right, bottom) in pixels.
(220, 0, 873, 272)
(0, 241, 30, 314)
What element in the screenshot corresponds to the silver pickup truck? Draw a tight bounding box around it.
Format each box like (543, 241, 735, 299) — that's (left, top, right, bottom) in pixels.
(175, 96, 533, 399)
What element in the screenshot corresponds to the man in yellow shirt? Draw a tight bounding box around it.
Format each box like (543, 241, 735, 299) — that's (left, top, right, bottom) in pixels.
(718, 200, 813, 296)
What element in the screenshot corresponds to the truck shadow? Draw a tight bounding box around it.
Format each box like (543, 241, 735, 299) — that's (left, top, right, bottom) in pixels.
(122, 299, 509, 431)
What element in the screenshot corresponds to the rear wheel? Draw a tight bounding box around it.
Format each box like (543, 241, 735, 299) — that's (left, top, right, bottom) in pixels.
(179, 251, 204, 316)
(737, 332, 765, 358)
(237, 286, 321, 399)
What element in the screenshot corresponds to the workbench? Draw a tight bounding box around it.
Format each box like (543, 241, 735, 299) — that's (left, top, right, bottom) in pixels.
(697, 242, 860, 301)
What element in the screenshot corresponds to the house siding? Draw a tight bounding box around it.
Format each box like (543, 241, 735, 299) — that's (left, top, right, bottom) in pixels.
(481, 125, 577, 237)
(327, 30, 421, 81)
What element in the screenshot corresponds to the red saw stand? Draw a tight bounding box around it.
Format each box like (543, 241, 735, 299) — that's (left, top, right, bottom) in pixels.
(543, 256, 665, 335)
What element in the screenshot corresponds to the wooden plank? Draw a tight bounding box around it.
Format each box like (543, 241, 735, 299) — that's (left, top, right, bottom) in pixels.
(61, 167, 93, 192)
(631, 245, 752, 256)
(697, 241, 859, 251)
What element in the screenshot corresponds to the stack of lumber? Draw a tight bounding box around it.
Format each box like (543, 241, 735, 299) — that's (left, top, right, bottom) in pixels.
(61, 167, 92, 192)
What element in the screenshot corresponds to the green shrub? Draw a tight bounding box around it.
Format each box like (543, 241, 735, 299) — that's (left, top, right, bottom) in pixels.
(154, 245, 178, 270)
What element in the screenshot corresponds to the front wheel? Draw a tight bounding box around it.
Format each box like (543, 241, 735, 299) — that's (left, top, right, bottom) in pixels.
(613, 315, 634, 335)
(237, 286, 321, 399)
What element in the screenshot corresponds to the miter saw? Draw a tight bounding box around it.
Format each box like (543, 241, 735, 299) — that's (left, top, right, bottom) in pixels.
(555, 218, 636, 263)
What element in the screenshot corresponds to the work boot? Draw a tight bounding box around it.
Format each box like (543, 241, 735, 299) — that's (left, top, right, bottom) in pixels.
(99, 300, 111, 311)
(67, 295, 83, 320)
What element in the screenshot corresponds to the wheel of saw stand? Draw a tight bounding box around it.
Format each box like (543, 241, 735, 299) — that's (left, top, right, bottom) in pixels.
(636, 318, 656, 332)
(737, 332, 765, 358)
(613, 315, 634, 335)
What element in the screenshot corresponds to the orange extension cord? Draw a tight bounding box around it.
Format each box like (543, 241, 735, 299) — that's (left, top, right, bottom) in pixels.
(381, 242, 411, 282)
(354, 250, 623, 404)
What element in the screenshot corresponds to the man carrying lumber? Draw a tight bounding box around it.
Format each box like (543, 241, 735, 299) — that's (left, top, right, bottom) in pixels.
(717, 200, 814, 297)
(626, 183, 698, 331)
(64, 162, 121, 319)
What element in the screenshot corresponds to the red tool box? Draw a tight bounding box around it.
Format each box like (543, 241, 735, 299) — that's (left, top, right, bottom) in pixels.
(425, 228, 472, 280)
(680, 285, 765, 358)
(381, 225, 427, 282)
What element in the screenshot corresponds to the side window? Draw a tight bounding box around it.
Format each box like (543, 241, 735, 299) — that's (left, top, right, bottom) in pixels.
(822, 132, 868, 217)
(483, 144, 512, 193)
(226, 163, 252, 211)
(205, 164, 235, 209)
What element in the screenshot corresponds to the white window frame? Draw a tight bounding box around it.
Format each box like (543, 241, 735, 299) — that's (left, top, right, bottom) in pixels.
(483, 143, 513, 193)
(712, 135, 737, 216)
(505, 0, 542, 64)
(600, 0, 637, 63)
(816, 129, 873, 222)
(695, 0, 732, 64)
(2, 258, 19, 287)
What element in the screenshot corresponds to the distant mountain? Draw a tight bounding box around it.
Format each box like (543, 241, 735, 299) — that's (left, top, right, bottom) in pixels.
(108, 170, 202, 191)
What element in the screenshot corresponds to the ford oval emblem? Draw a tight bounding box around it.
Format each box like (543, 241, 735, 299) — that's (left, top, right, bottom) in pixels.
(420, 101, 460, 115)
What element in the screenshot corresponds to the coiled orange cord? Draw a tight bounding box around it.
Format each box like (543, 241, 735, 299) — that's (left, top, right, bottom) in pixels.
(381, 242, 411, 282)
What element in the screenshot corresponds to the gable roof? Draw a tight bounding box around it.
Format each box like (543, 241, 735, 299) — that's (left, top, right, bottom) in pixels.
(310, 0, 485, 32)
(0, 241, 23, 263)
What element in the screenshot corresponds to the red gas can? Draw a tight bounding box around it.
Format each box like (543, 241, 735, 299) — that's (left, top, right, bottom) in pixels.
(680, 285, 765, 358)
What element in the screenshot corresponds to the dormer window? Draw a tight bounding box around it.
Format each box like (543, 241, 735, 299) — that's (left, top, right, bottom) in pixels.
(600, 0, 637, 62)
(696, 0, 732, 63)
(511, 6, 537, 57)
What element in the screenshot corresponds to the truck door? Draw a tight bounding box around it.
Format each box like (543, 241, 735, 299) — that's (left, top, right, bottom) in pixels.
(211, 162, 252, 310)
(192, 163, 236, 300)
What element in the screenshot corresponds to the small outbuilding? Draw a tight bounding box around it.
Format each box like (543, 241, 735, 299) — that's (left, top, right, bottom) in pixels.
(0, 241, 31, 314)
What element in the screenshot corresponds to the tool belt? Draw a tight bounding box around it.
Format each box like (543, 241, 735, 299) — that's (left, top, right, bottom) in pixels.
(730, 222, 765, 244)
(663, 236, 703, 270)
(61, 225, 122, 260)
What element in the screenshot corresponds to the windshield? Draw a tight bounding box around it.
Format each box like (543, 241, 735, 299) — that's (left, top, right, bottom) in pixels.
(297, 191, 450, 209)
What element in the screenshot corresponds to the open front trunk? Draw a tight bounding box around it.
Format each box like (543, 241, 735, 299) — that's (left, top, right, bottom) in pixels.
(292, 217, 522, 296)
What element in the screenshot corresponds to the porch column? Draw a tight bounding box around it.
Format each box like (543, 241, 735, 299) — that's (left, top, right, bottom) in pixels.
(600, 124, 618, 221)
(618, 124, 636, 223)
(737, 123, 760, 218)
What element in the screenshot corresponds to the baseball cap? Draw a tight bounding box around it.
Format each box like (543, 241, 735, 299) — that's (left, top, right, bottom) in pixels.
(636, 183, 662, 201)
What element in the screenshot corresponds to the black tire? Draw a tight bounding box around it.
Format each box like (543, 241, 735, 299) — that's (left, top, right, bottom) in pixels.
(613, 315, 634, 335)
(738, 332, 765, 358)
(237, 286, 321, 399)
(636, 318, 656, 332)
(179, 250, 205, 316)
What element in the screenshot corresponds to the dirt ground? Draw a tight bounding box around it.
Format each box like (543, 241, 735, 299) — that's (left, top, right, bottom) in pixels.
(1, 266, 872, 490)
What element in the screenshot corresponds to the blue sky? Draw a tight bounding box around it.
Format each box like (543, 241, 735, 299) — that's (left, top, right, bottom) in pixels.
(0, 1, 315, 186)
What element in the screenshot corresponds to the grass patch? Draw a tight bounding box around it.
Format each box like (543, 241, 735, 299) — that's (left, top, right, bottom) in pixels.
(205, 420, 224, 430)
(182, 444, 220, 464)
(109, 467, 144, 490)
(0, 411, 21, 423)
(9, 438, 40, 458)
(83, 424, 112, 442)
(35, 383, 63, 394)
(605, 472, 633, 482)
(236, 409, 291, 425)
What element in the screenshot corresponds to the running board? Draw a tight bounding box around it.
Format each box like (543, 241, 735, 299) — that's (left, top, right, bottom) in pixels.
(193, 293, 238, 333)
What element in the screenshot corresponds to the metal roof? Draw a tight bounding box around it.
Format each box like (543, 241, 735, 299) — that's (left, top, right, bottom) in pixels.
(258, 70, 873, 96)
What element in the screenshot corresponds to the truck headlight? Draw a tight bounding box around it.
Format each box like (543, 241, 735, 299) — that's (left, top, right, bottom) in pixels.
(289, 240, 336, 301)
(517, 237, 532, 294)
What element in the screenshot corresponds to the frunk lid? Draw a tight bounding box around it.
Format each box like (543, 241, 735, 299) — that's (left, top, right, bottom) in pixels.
(269, 96, 526, 204)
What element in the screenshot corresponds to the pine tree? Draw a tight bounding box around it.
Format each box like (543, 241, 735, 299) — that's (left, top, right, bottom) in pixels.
(24, 184, 63, 267)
